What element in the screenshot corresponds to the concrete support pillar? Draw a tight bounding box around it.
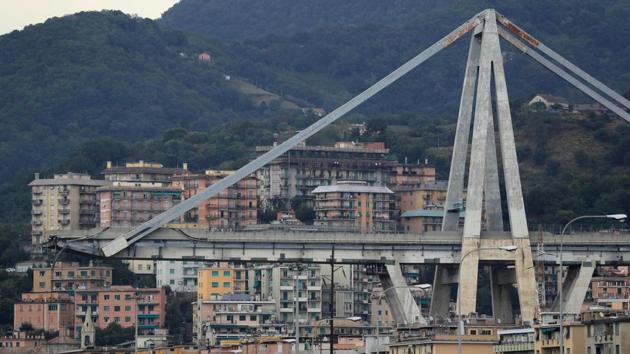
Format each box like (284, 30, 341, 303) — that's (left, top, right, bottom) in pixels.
(490, 266, 515, 324)
(457, 238, 482, 315)
(484, 111, 504, 232)
(551, 261, 596, 316)
(442, 24, 482, 231)
(381, 262, 426, 325)
(429, 265, 457, 317)
(514, 238, 538, 323)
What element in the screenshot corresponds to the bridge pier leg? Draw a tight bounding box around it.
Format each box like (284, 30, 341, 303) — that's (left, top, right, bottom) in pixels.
(381, 262, 426, 325)
(490, 265, 515, 324)
(429, 265, 457, 317)
(514, 238, 538, 324)
(457, 238, 482, 316)
(551, 261, 595, 316)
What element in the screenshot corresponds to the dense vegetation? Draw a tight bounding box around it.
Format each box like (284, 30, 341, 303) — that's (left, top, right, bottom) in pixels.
(161, 0, 630, 116)
(0, 11, 306, 189)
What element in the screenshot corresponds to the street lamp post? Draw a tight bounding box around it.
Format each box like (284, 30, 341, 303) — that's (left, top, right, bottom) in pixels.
(558, 214, 626, 354)
(457, 245, 518, 354)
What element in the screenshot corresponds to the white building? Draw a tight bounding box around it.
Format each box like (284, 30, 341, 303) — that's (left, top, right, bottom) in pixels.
(156, 260, 205, 292)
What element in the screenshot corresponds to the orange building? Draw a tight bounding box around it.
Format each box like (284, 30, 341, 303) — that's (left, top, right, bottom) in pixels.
(396, 180, 448, 212)
(171, 170, 257, 231)
(312, 181, 395, 233)
(197, 262, 249, 300)
(590, 276, 630, 310)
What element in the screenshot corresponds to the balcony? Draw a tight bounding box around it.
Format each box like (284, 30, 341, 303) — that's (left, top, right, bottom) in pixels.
(32, 199, 43, 206)
(58, 208, 70, 215)
(33, 189, 43, 195)
(58, 219, 70, 225)
(32, 220, 43, 226)
(493, 343, 534, 352)
(58, 198, 70, 205)
(32, 210, 43, 216)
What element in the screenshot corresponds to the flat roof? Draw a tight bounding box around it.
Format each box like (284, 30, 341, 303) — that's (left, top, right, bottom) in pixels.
(312, 184, 393, 194)
(29, 179, 110, 187)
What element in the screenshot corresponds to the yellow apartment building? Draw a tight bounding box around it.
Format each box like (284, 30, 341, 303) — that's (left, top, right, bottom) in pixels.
(197, 263, 248, 300)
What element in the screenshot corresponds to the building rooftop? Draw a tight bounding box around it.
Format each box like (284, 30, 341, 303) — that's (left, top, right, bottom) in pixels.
(312, 182, 393, 194)
(256, 143, 389, 154)
(401, 209, 465, 218)
(29, 172, 110, 187)
(532, 93, 569, 104)
(393, 180, 448, 192)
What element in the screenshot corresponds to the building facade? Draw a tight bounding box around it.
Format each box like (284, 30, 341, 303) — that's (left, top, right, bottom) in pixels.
(255, 142, 394, 208)
(171, 170, 257, 231)
(32, 262, 112, 293)
(270, 265, 322, 331)
(312, 181, 395, 233)
(156, 260, 206, 292)
(29, 172, 109, 245)
(194, 294, 280, 346)
(98, 161, 185, 228)
(198, 263, 249, 300)
(74, 286, 166, 337)
(13, 292, 75, 332)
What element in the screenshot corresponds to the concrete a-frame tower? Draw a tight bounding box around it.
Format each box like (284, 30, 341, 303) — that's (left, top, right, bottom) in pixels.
(438, 10, 537, 323)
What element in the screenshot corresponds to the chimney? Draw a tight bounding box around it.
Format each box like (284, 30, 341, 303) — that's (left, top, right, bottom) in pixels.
(34, 172, 40, 180)
(183, 162, 189, 171)
(106, 161, 112, 169)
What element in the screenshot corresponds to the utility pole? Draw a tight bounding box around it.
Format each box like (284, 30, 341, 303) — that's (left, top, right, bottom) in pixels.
(329, 248, 334, 354)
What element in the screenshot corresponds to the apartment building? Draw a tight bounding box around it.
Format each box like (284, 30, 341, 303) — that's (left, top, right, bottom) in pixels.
(390, 321, 502, 354)
(255, 142, 395, 208)
(32, 262, 112, 293)
(74, 286, 166, 336)
(582, 310, 630, 354)
(156, 260, 206, 292)
(270, 265, 322, 332)
(493, 328, 534, 354)
(194, 293, 281, 346)
(396, 180, 448, 212)
(198, 263, 249, 300)
(98, 161, 185, 228)
(590, 275, 630, 310)
(389, 163, 436, 187)
(13, 291, 75, 332)
(351, 264, 383, 321)
(321, 288, 355, 319)
(171, 170, 257, 231)
(534, 316, 586, 354)
(29, 172, 109, 245)
(312, 181, 395, 233)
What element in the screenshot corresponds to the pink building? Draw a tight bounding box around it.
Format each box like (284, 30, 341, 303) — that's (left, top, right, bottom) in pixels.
(74, 286, 166, 337)
(13, 292, 74, 332)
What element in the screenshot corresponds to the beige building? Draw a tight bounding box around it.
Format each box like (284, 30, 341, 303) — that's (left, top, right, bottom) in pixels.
(389, 322, 501, 354)
(32, 262, 112, 292)
(193, 294, 280, 346)
(98, 160, 185, 228)
(312, 181, 395, 233)
(29, 172, 109, 245)
(582, 311, 630, 354)
(534, 318, 587, 354)
(13, 291, 75, 333)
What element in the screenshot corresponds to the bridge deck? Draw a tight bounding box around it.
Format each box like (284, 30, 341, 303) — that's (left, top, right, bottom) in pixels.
(51, 228, 630, 265)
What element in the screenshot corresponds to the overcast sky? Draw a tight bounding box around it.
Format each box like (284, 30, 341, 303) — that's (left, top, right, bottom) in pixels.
(0, 0, 181, 35)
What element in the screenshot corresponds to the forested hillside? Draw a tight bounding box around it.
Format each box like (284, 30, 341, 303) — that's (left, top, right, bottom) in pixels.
(0, 11, 311, 189)
(161, 0, 630, 116)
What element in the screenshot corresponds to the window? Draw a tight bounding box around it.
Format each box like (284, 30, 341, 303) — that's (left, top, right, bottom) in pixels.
(224, 282, 231, 287)
(212, 282, 219, 288)
(125, 306, 131, 311)
(115, 317, 120, 323)
(170, 279, 175, 285)
(114, 306, 120, 312)
(104, 306, 110, 312)
(80, 271, 87, 277)
(169, 269, 175, 274)
(39, 282, 45, 289)
(125, 317, 131, 322)
(48, 304, 57, 311)
(212, 271, 219, 277)
(224, 271, 230, 277)
(115, 295, 120, 300)
(104, 295, 110, 300)
(239, 315, 246, 321)
(250, 315, 256, 321)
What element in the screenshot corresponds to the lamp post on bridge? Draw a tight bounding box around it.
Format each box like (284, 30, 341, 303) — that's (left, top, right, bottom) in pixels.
(457, 245, 518, 354)
(558, 214, 626, 354)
